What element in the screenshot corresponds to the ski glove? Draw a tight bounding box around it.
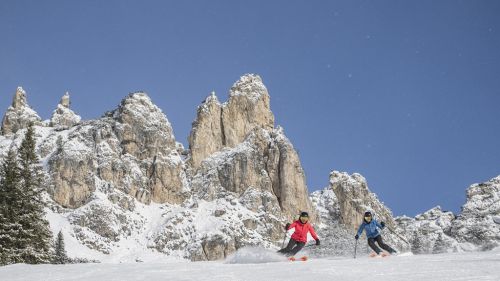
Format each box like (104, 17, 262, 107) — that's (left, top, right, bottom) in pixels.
(380, 222, 386, 228)
(315, 239, 320, 246)
(355, 234, 359, 240)
(284, 223, 291, 230)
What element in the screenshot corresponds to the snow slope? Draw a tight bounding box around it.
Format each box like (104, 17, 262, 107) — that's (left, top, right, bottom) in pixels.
(1, 250, 499, 281)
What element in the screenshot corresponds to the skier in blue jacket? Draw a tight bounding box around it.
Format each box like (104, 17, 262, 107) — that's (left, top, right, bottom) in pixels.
(355, 211, 397, 256)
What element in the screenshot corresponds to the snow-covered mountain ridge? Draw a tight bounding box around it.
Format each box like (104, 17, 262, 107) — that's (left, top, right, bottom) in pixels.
(0, 74, 498, 262)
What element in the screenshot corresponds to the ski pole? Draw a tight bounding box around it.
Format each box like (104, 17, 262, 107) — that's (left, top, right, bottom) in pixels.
(354, 238, 358, 259)
(386, 227, 411, 245)
(304, 243, 317, 248)
(281, 231, 288, 248)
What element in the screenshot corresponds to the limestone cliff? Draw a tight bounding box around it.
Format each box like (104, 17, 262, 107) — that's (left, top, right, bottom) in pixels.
(188, 74, 312, 222)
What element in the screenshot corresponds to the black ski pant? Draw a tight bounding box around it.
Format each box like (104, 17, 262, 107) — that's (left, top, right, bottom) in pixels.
(367, 235, 396, 254)
(278, 238, 305, 256)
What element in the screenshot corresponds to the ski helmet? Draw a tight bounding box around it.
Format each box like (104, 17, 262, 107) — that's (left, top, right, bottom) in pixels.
(300, 211, 309, 218)
(364, 211, 372, 222)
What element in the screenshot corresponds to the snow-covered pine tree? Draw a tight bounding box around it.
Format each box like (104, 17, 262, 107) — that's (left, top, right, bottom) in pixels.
(0, 149, 23, 265)
(16, 123, 53, 264)
(53, 230, 68, 264)
(411, 231, 424, 254)
(432, 233, 448, 254)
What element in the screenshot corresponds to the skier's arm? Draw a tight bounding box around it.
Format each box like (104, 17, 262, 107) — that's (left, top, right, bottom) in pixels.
(287, 221, 297, 230)
(309, 225, 319, 240)
(375, 219, 384, 229)
(356, 223, 364, 237)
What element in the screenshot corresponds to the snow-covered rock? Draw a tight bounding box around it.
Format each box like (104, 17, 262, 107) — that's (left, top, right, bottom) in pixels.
(396, 176, 500, 253)
(189, 74, 275, 168)
(396, 206, 459, 254)
(1, 75, 498, 263)
(0, 75, 315, 261)
(451, 176, 500, 250)
(309, 187, 371, 256)
(188, 92, 223, 168)
(1, 86, 42, 135)
(221, 74, 274, 147)
(50, 92, 81, 129)
(188, 75, 313, 221)
(329, 172, 399, 234)
(46, 92, 188, 209)
(314, 174, 408, 255)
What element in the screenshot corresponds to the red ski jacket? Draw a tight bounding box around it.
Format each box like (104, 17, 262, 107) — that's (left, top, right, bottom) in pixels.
(287, 220, 319, 243)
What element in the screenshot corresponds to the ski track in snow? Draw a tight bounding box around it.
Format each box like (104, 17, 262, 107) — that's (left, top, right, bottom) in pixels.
(1, 251, 499, 281)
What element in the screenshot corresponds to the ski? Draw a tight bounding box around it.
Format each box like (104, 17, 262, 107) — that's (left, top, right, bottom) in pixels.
(289, 256, 308, 261)
(369, 252, 390, 258)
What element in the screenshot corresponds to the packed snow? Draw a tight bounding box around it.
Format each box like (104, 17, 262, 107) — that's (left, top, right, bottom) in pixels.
(225, 247, 285, 264)
(1, 249, 499, 281)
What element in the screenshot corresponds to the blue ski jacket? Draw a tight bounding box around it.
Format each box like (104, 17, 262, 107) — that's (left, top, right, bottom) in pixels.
(357, 219, 384, 239)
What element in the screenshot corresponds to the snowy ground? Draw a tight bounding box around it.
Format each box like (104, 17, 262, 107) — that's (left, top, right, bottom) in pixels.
(1, 249, 499, 281)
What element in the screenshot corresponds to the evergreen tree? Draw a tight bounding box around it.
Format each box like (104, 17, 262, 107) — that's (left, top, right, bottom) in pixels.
(16, 123, 53, 264)
(53, 231, 68, 264)
(0, 149, 22, 265)
(432, 233, 449, 254)
(411, 231, 424, 254)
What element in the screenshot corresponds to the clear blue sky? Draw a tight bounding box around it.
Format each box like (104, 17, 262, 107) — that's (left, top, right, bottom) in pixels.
(1, 1, 499, 216)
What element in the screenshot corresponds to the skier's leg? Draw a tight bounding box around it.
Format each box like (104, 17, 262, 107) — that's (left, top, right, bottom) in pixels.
(289, 242, 306, 256)
(278, 239, 297, 255)
(367, 237, 381, 254)
(375, 235, 396, 253)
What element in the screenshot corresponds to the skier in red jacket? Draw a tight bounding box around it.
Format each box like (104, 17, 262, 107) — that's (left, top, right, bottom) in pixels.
(278, 211, 320, 256)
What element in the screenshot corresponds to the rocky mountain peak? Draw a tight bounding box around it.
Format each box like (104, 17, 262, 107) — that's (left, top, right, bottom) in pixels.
(206, 91, 219, 103)
(188, 92, 224, 168)
(415, 206, 455, 221)
(222, 74, 275, 147)
(12, 86, 28, 108)
(329, 171, 398, 233)
(229, 73, 268, 101)
(189, 75, 276, 169)
(112, 92, 177, 158)
(1, 86, 41, 135)
(463, 176, 500, 213)
(450, 176, 500, 249)
(50, 92, 81, 129)
(60, 92, 71, 108)
(114, 92, 162, 119)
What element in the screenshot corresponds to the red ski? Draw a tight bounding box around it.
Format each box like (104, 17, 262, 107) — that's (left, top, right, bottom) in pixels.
(369, 251, 390, 258)
(289, 256, 308, 261)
